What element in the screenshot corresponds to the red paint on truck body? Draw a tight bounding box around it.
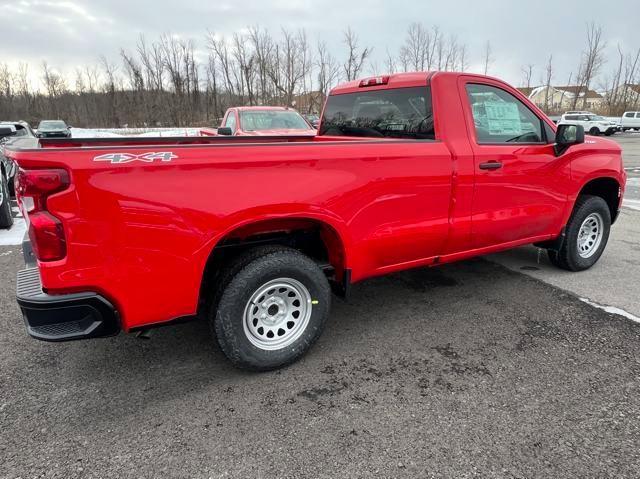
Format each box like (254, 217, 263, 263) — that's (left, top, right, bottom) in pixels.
(6, 72, 626, 331)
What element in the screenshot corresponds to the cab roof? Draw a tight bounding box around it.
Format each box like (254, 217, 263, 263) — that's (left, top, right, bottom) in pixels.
(329, 71, 510, 95)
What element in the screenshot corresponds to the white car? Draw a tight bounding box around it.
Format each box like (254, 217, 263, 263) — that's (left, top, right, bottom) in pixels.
(558, 113, 619, 136)
(621, 111, 640, 131)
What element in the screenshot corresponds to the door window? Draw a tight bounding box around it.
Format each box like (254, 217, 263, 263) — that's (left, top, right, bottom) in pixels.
(224, 112, 237, 133)
(624, 112, 635, 118)
(466, 84, 544, 144)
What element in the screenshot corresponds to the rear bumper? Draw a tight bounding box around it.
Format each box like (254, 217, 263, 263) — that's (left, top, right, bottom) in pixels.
(16, 267, 120, 342)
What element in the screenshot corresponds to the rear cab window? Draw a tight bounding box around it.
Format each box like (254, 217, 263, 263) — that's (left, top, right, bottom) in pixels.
(319, 87, 435, 139)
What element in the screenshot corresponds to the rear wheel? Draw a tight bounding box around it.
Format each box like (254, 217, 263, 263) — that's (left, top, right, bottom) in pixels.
(547, 195, 610, 271)
(589, 127, 600, 136)
(211, 247, 331, 371)
(0, 171, 14, 229)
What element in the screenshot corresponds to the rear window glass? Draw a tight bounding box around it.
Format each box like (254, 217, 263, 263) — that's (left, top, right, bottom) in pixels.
(319, 86, 435, 139)
(240, 110, 310, 131)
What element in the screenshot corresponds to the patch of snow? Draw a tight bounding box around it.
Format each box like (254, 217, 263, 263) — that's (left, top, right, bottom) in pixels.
(580, 297, 640, 324)
(70, 127, 204, 138)
(0, 218, 26, 246)
(70, 128, 122, 138)
(137, 128, 202, 137)
(622, 199, 640, 211)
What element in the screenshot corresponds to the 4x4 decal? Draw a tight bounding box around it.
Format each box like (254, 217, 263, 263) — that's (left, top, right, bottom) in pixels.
(94, 152, 177, 164)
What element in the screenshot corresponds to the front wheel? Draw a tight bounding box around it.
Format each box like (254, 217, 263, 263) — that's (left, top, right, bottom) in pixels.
(547, 195, 611, 271)
(0, 172, 14, 229)
(211, 247, 331, 371)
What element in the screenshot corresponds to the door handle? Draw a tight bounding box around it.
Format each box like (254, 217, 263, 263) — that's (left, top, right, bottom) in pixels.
(479, 161, 503, 170)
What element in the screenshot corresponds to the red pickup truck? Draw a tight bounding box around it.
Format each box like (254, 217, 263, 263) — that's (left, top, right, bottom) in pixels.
(7, 72, 626, 371)
(202, 106, 317, 137)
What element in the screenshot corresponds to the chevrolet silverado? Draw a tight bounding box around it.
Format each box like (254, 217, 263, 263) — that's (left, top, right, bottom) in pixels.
(6, 72, 626, 371)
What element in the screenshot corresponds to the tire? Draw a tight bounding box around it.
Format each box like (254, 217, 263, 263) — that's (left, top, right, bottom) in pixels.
(547, 195, 611, 271)
(0, 171, 14, 230)
(211, 247, 331, 371)
(589, 127, 600, 136)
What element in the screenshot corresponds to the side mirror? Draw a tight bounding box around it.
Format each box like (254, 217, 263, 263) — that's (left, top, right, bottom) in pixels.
(217, 127, 233, 136)
(554, 124, 584, 156)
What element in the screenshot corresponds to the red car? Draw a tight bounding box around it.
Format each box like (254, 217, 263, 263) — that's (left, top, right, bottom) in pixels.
(7, 72, 625, 371)
(212, 106, 316, 136)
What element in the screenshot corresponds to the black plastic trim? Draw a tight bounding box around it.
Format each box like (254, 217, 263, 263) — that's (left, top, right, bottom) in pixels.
(16, 267, 120, 342)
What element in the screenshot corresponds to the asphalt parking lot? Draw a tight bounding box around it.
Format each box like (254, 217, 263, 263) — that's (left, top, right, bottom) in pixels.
(1, 134, 640, 478)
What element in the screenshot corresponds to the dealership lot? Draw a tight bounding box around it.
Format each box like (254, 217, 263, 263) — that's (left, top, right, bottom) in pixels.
(1, 134, 640, 477)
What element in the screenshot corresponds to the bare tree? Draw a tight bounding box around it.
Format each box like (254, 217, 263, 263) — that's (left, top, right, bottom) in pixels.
(521, 64, 534, 88)
(342, 27, 372, 81)
(482, 41, 493, 75)
(400, 23, 430, 71)
(316, 40, 340, 107)
(572, 23, 605, 110)
(385, 47, 397, 74)
(543, 55, 553, 112)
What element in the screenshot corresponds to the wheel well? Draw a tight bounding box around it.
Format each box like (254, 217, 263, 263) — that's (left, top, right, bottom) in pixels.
(198, 218, 347, 315)
(579, 177, 620, 223)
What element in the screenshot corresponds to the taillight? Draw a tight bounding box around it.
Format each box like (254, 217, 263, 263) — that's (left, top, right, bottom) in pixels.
(28, 212, 67, 261)
(16, 168, 70, 262)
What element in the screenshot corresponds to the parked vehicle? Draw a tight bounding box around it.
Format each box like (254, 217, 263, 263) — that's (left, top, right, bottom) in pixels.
(0, 121, 36, 228)
(303, 113, 321, 128)
(558, 113, 619, 136)
(36, 120, 71, 138)
(621, 111, 640, 131)
(216, 107, 316, 136)
(565, 111, 594, 115)
(7, 72, 625, 371)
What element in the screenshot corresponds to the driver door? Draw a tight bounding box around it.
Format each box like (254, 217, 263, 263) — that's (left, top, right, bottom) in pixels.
(460, 79, 569, 249)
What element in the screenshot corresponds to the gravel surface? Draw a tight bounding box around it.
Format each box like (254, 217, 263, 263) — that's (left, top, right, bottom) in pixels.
(1, 247, 639, 478)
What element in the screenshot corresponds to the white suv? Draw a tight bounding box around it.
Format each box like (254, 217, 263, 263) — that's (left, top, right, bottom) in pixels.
(621, 111, 640, 131)
(558, 113, 619, 136)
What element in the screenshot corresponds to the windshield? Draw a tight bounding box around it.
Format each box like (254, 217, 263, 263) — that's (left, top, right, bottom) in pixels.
(319, 86, 435, 139)
(239, 110, 311, 131)
(590, 115, 606, 121)
(38, 121, 67, 130)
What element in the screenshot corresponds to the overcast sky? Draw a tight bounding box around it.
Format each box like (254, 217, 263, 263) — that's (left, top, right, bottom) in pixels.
(2, 0, 638, 90)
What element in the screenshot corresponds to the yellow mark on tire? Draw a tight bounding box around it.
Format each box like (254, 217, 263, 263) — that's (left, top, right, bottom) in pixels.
(311, 300, 319, 305)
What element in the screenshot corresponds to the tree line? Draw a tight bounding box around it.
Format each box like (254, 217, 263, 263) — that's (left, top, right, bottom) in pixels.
(0, 22, 638, 128)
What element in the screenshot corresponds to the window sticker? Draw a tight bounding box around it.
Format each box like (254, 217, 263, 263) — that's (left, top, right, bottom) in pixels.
(473, 101, 522, 136)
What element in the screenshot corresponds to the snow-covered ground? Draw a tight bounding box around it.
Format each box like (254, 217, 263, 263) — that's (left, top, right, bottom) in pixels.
(70, 127, 206, 138)
(0, 202, 26, 246)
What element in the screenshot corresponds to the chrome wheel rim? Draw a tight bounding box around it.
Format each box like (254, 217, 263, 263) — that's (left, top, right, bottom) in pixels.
(577, 212, 603, 258)
(243, 278, 312, 351)
(0, 174, 4, 205)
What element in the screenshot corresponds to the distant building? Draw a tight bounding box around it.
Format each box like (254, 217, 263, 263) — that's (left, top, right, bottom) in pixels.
(516, 85, 605, 113)
(616, 84, 640, 107)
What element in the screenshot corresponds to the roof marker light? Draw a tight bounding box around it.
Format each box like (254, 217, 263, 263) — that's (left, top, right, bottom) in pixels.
(358, 76, 390, 87)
